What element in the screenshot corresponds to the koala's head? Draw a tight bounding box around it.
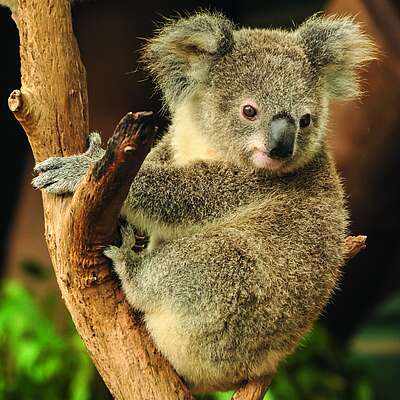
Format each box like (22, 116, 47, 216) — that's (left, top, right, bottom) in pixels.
(143, 12, 375, 172)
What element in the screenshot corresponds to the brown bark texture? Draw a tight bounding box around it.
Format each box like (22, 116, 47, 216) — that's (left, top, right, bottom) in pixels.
(7, 1, 367, 400)
(232, 376, 274, 400)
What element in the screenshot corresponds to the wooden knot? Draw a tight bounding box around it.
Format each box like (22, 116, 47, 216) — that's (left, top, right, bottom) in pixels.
(79, 267, 113, 289)
(8, 88, 38, 128)
(8, 89, 23, 112)
(344, 235, 367, 262)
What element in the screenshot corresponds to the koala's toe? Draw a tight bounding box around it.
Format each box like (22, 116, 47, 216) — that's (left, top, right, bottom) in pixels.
(34, 157, 63, 173)
(32, 174, 56, 190)
(45, 180, 74, 194)
(86, 132, 103, 156)
(31, 176, 44, 189)
(120, 225, 137, 250)
(104, 245, 123, 263)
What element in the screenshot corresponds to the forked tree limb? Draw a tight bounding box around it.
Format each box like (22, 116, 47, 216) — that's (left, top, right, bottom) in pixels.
(62, 111, 192, 399)
(7, 1, 367, 400)
(232, 235, 367, 400)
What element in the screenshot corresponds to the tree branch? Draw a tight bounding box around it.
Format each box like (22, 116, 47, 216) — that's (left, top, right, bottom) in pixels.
(61, 111, 192, 399)
(8, 1, 191, 399)
(232, 375, 274, 400)
(69, 111, 156, 267)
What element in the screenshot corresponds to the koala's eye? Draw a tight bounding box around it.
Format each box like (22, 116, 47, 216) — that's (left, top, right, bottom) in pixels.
(242, 105, 258, 120)
(299, 113, 311, 128)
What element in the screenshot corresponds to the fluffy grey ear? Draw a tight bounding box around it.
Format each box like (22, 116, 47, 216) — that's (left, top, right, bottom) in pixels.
(142, 12, 234, 109)
(297, 15, 376, 99)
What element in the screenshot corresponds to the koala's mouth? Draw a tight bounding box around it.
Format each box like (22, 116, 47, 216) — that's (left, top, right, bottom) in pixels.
(252, 149, 285, 170)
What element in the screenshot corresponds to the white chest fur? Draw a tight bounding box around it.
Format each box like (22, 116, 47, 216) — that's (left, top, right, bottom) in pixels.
(169, 97, 222, 166)
(123, 96, 222, 250)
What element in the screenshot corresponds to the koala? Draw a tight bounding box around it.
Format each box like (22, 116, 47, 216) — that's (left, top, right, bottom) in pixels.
(32, 12, 374, 393)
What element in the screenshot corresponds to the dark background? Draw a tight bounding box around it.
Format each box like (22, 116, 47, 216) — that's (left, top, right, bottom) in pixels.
(1, 0, 400, 398)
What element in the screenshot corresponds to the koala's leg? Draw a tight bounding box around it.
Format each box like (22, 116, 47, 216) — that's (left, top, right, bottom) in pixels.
(105, 223, 277, 391)
(103, 224, 147, 307)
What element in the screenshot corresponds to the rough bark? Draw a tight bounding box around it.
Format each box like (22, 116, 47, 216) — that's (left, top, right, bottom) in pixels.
(7, 1, 367, 400)
(232, 376, 274, 400)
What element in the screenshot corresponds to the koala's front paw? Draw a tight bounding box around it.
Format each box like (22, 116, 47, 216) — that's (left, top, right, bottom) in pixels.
(32, 156, 88, 194)
(32, 132, 104, 194)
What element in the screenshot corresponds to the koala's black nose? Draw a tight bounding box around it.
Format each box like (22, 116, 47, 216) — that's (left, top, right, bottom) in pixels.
(268, 117, 296, 160)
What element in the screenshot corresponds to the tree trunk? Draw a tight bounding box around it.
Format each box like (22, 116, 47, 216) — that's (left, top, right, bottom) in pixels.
(7, 1, 191, 399)
(6, 1, 366, 399)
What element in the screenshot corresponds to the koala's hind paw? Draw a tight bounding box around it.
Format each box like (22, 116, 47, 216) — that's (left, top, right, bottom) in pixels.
(104, 245, 124, 265)
(104, 225, 139, 281)
(104, 225, 137, 260)
(120, 224, 138, 251)
(104, 245, 131, 281)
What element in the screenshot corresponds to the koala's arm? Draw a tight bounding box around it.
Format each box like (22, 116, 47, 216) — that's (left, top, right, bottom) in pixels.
(32, 132, 171, 193)
(121, 160, 255, 228)
(118, 130, 252, 228)
(33, 132, 258, 227)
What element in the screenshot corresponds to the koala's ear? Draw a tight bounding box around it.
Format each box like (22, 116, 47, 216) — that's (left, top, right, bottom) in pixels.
(297, 15, 376, 99)
(142, 12, 234, 109)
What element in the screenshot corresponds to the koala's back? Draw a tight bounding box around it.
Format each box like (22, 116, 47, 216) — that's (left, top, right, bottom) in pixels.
(138, 148, 348, 391)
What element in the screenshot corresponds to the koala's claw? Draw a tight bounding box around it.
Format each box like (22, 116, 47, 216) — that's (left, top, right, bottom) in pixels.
(86, 132, 103, 157)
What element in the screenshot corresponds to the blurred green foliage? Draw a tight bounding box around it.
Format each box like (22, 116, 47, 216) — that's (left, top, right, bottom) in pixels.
(0, 269, 375, 400)
(0, 280, 111, 400)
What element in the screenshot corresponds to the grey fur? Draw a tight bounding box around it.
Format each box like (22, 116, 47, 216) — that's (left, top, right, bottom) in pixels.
(32, 12, 374, 393)
(297, 15, 376, 98)
(141, 12, 234, 110)
(32, 132, 104, 193)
